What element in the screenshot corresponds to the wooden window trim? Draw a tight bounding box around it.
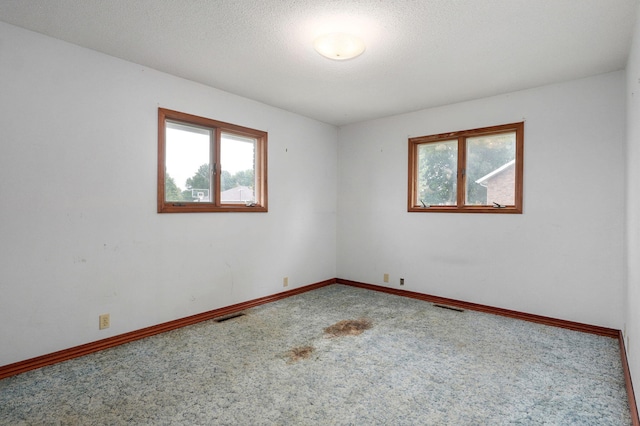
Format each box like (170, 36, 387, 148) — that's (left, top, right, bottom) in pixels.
(158, 108, 268, 213)
(408, 122, 524, 214)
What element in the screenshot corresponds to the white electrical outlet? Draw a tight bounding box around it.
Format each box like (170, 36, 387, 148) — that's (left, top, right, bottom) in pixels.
(99, 314, 110, 330)
(383, 273, 389, 283)
(283, 277, 289, 287)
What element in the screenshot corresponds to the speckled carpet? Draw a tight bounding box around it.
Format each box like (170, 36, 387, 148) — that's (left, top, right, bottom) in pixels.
(0, 284, 632, 425)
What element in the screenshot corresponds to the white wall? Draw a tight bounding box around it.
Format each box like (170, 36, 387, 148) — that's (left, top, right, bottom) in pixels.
(338, 71, 626, 329)
(626, 3, 640, 408)
(0, 22, 338, 366)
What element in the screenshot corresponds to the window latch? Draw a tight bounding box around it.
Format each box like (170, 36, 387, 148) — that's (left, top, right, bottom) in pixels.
(492, 202, 506, 208)
(420, 200, 430, 208)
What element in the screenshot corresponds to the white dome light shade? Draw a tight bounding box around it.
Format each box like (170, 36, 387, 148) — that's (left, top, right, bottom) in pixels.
(313, 33, 366, 60)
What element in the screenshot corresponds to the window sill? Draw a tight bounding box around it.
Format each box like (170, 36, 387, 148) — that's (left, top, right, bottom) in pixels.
(408, 205, 522, 214)
(158, 204, 268, 213)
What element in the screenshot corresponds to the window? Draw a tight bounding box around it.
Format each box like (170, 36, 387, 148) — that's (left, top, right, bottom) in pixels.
(158, 108, 267, 213)
(408, 122, 523, 213)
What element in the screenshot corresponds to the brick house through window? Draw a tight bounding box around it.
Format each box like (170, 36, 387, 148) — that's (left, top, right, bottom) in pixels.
(475, 159, 515, 206)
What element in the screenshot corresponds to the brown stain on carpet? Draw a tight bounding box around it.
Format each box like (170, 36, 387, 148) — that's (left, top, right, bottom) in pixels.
(286, 346, 315, 363)
(324, 318, 372, 337)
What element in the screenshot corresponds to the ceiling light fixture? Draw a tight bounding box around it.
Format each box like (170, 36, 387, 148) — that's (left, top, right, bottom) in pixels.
(313, 33, 365, 60)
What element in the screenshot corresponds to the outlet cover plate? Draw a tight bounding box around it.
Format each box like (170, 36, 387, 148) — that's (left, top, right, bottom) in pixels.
(99, 314, 110, 330)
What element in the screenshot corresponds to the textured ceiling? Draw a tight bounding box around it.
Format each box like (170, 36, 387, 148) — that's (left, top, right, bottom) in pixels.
(0, 0, 637, 126)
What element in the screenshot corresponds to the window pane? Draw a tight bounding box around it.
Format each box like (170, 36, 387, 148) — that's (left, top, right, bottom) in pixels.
(220, 132, 256, 204)
(466, 132, 516, 206)
(165, 121, 211, 202)
(417, 140, 458, 206)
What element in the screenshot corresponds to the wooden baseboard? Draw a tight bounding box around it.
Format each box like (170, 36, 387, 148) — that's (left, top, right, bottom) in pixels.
(0, 278, 336, 380)
(619, 331, 640, 426)
(336, 279, 619, 337)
